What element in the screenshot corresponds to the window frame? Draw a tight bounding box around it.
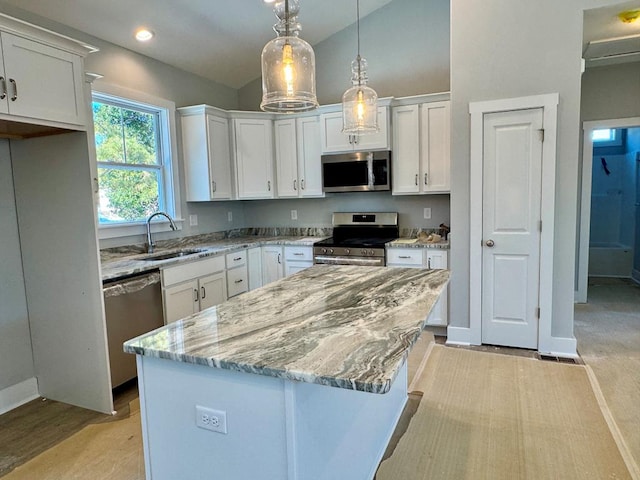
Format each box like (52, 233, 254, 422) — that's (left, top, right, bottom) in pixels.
(591, 128, 622, 147)
(91, 84, 182, 240)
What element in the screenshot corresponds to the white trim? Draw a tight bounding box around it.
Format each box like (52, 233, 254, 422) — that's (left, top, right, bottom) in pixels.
(136, 356, 153, 480)
(469, 94, 559, 350)
(445, 326, 472, 346)
(0, 377, 39, 415)
(576, 116, 640, 303)
(91, 83, 182, 240)
(284, 382, 298, 480)
(539, 336, 578, 359)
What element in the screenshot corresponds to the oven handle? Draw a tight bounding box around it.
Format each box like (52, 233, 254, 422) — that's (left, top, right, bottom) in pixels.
(314, 256, 385, 266)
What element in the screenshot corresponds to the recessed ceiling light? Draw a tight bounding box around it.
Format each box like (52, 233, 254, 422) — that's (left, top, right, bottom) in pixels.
(618, 9, 640, 24)
(135, 28, 154, 42)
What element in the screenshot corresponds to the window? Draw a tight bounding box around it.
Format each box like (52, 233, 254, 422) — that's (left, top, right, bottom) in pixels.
(591, 128, 622, 147)
(92, 91, 177, 228)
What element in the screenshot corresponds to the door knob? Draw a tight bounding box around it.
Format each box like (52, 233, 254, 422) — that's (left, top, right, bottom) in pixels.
(485, 239, 495, 247)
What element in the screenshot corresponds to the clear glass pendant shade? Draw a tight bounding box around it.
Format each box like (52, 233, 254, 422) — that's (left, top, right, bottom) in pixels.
(342, 56, 378, 134)
(261, 0, 318, 113)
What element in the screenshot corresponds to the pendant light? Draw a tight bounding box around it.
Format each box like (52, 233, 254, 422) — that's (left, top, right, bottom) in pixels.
(261, 0, 319, 113)
(342, 0, 378, 134)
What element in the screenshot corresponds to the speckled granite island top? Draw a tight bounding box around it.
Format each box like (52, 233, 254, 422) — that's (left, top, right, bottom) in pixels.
(124, 265, 449, 394)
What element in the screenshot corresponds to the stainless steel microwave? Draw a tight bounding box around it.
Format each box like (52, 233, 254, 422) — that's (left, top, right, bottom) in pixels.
(321, 150, 391, 193)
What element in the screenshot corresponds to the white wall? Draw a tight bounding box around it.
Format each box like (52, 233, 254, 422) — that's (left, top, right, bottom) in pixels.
(0, 140, 35, 391)
(238, 0, 450, 109)
(242, 193, 450, 230)
(449, 0, 625, 341)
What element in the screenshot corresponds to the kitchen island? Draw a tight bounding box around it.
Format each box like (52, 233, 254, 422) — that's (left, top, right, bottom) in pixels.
(124, 265, 449, 480)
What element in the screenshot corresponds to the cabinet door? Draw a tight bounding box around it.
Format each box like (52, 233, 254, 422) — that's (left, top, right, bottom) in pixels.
(207, 115, 232, 200)
(164, 280, 199, 324)
(391, 105, 421, 195)
(199, 272, 227, 310)
(425, 249, 448, 326)
(262, 246, 284, 285)
(285, 262, 312, 276)
(275, 119, 299, 198)
(1, 32, 85, 126)
(296, 116, 324, 197)
(319, 112, 353, 153)
(247, 247, 263, 291)
(352, 107, 389, 151)
(420, 101, 451, 193)
(234, 118, 274, 199)
(426, 250, 448, 269)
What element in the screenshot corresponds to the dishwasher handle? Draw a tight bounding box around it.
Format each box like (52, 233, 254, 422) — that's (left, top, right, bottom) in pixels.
(103, 272, 161, 299)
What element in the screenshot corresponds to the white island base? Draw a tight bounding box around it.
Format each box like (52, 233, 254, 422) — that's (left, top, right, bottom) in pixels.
(136, 355, 408, 480)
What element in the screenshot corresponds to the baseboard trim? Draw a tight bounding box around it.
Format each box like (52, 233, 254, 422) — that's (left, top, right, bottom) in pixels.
(446, 326, 472, 346)
(539, 335, 578, 359)
(0, 377, 39, 415)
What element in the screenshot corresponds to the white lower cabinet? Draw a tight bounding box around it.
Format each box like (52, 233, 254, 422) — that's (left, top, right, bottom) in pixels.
(284, 246, 313, 276)
(386, 248, 449, 326)
(262, 246, 284, 284)
(225, 250, 248, 298)
(161, 256, 227, 324)
(247, 247, 263, 291)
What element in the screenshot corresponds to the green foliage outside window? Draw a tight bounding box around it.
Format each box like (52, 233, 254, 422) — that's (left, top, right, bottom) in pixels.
(94, 100, 163, 223)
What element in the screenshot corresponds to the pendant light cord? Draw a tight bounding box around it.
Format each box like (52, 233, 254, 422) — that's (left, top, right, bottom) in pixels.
(285, 0, 290, 37)
(356, 0, 361, 85)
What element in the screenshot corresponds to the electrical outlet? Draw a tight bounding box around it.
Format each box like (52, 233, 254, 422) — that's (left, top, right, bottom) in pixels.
(189, 214, 198, 227)
(227, 211, 233, 222)
(291, 209, 298, 220)
(196, 406, 227, 434)
(423, 207, 432, 220)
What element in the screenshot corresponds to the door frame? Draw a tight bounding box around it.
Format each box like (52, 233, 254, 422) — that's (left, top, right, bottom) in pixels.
(469, 94, 558, 350)
(576, 117, 640, 303)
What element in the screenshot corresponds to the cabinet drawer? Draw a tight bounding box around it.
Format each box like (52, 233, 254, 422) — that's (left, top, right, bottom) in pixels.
(387, 249, 424, 266)
(226, 250, 247, 268)
(162, 255, 225, 287)
(284, 246, 313, 261)
(227, 265, 248, 298)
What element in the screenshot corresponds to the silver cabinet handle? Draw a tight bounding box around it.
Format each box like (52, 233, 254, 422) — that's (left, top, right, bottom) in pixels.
(234, 279, 243, 284)
(293, 252, 304, 256)
(300, 179, 305, 190)
(277, 253, 281, 264)
(93, 177, 99, 194)
(415, 174, 418, 186)
(194, 288, 199, 302)
(201, 286, 206, 299)
(428, 258, 432, 269)
(9, 78, 16, 101)
(485, 239, 495, 247)
(353, 135, 358, 145)
(424, 173, 428, 185)
(233, 256, 242, 261)
(0, 77, 5, 100)
(398, 255, 411, 259)
(268, 180, 271, 191)
(212, 180, 216, 193)
(293, 179, 297, 191)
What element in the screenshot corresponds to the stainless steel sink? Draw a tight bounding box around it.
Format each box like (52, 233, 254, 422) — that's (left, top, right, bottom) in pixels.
(140, 248, 206, 261)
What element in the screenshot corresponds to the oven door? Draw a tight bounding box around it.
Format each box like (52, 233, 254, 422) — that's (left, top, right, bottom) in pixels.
(313, 255, 386, 267)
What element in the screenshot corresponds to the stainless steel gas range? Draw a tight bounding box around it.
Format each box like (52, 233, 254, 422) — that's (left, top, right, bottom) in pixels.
(313, 212, 399, 266)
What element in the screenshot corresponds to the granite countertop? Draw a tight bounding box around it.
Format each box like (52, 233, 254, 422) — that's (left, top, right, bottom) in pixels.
(386, 239, 449, 249)
(101, 235, 327, 282)
(124, 265, 449, 394)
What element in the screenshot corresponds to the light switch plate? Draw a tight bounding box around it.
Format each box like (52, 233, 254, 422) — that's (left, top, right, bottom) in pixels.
(291, 210, 298, 220)
(423, 208, 432, 219)
(228, 211, 233, 222)
(189, 214, 198, 226)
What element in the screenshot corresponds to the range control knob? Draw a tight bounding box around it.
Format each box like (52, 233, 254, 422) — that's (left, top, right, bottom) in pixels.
(344, 248, 350, 255)
(361, 249, 367, 256)
(369, 249, 375, 255)
(329, 248, 334, 254)
(321, 248, 327, 254)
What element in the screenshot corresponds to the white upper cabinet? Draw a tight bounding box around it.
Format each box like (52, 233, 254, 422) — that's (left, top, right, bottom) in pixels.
(233, 117, 275, 199)
(274, 116, 323, 199)
(392, 100, 450, 195)
(319, 107, 389, 153)
(180, 106, 233, 201)
(0, 15, 95, 134)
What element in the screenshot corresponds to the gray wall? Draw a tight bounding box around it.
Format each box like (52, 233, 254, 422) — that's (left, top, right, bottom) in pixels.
(581, 63, 640, 122)
(242, 193, 450, 230)
(238, 0, 450, 109)
(0, 141, 35, 391)
(449, 0, 628, 341)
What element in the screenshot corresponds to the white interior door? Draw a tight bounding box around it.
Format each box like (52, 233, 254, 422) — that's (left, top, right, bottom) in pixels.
(482, 108, 543, 349)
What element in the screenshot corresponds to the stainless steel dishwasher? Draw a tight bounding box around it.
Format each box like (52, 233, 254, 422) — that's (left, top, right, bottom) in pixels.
(103, 271, 164, 388)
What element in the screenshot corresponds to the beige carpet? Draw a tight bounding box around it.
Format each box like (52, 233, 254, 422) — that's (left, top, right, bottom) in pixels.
(2, 399, 144, 480)
(575, 278, 640, 477)
(376, 345, 632, 480)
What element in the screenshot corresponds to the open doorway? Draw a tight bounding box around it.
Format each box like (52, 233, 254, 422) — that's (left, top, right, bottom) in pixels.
(577, 119, 640, 303)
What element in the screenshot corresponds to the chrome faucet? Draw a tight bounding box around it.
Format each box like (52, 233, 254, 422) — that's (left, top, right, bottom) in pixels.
(146, 211, 177, 253)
